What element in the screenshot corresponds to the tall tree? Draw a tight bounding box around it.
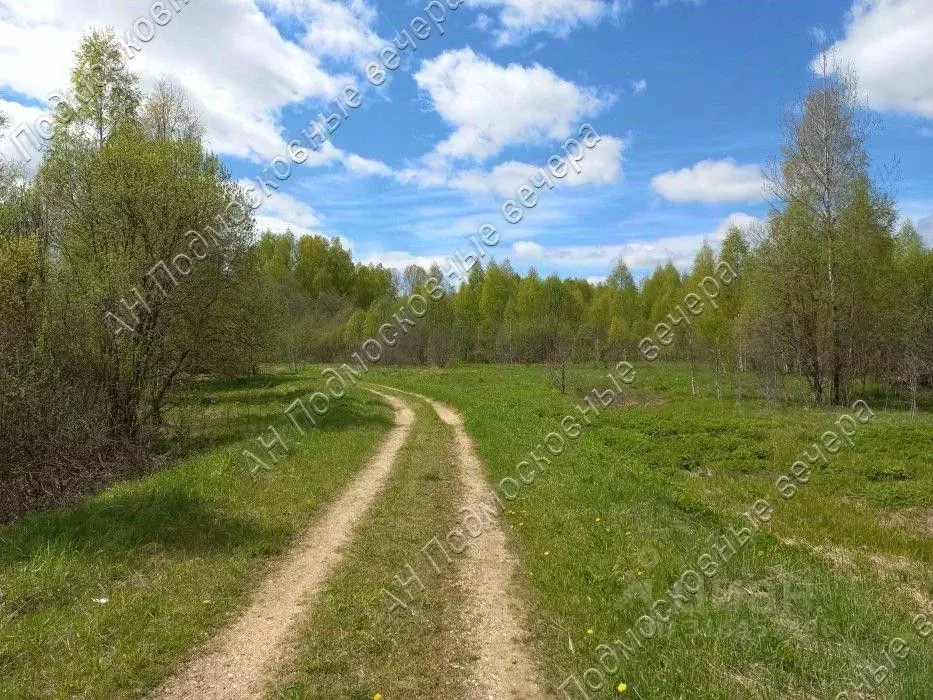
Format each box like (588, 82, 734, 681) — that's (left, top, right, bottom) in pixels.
(892, 221, 933, 415)
(765, 58, 890, 404)
(57, 28, 140, 147)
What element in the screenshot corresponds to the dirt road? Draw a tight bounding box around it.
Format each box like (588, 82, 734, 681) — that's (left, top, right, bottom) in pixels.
(153, 389, 413, 700)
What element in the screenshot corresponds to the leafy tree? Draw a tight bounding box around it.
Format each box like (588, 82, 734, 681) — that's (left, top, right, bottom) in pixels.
(57, 27, 140, 147)
(765, 58, 890, 404)
(892, 221, 933, 415)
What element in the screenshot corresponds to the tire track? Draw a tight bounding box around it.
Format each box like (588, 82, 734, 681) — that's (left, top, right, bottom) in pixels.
(371, 384, 544, 699)
(152, 389, 413, 700)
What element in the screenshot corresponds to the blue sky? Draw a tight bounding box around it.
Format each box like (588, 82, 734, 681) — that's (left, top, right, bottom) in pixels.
(2, 0, 932, 281)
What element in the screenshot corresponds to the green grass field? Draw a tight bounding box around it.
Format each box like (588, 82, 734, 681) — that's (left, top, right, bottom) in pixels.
(2, 362, 931, 698)
(0, 372, 393, 698)
(369, 362, 933, 698)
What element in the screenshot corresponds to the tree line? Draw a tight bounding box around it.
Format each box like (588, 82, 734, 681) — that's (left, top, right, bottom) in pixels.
(1, 33, 930, 518)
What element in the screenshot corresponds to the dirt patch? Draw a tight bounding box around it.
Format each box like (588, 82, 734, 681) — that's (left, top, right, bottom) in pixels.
(879, 508, 933, 539)
(152, 389, 414, 700)
(373, 384, 544, 699)
(612, 389, 666, 408)
(778, 536, 933, 614)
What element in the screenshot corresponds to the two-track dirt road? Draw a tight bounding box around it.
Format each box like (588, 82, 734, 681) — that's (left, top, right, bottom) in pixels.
(153, 385, 544, 699)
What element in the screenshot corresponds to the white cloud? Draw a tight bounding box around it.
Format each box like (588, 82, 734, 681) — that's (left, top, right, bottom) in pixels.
(469, 0, 625, 45)
(810, 26, 829, 44)
(509, 213, 759, 271)
(244, 179, 324, 235)
(632, 79, 648, 96)
(343, 152, 395, 177)
(413, 48, 612, 164)
(473, 13, 494, 31)
(651, 158, 766, 204)
(0, 99, 47, 166)
(513, 240, 545, 259)
(264, 190, 324, 229)
(713, 212, 760, 236)
(359, 250, 444, 271)
(254, 215, 317, 237)
(822, 0, 933, 118)
(446, 135, 626, 196)
(262, 0, 382, 61)
(0, 0, 393, 167)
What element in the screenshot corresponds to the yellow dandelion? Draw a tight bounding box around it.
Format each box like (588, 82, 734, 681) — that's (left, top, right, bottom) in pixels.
(617, 681, 628, 693)
(374, 694, 383, 700)
(625, 531, 631, 536)
(544, 551, 550, 556)
(586, 628, 594, 635)
(595, 517, 601, 523)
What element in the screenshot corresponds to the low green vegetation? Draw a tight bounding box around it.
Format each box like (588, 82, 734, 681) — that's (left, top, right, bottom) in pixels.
(371, 363, 933, 698)
(0, 371, 392, 699)
(273, 391, 469, 699)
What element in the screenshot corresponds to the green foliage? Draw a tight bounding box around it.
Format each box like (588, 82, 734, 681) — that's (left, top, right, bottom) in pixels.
(57, 27, 140, 146)
(0, 32, 280, 513)
(3, 31, 931, 524)
(369, 363, 933, 699)
(0, 373, 393, 697)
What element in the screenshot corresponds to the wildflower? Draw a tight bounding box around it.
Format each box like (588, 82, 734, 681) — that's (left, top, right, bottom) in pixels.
(544, 551, 550, 556)
(374, 694, 383, 700)
(595, 517, 601, 523)
(587, 628, 594, 635)
(617, 682, 628, 693)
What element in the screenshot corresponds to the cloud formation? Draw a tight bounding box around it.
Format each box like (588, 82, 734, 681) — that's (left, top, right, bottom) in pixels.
(651, 159, 766, 204)
(0, 0, 382, 164)
(447, 135, 626, 196)
(469, 0, 624, 45)
(822, 0, 933, 118)
(413, 48, 612, 164)
(510, 213, 759, 271)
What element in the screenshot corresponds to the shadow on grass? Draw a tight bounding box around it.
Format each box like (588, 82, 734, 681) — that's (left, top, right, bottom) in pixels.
(1, 387, 395, 567)
(166, 393, 395, 458)
(0, 485, 287, 571)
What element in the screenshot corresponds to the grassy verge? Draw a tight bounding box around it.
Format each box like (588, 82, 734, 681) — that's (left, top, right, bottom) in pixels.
(370, 363, 933, 698)
(0, 370, 393, 698)
(272, 389, 469, 699)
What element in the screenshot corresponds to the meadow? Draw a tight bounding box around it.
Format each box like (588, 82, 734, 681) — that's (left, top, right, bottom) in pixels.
(369, 362, 933, 698)
(0, 372, 394, 698)
(1, 362, 931, 698)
